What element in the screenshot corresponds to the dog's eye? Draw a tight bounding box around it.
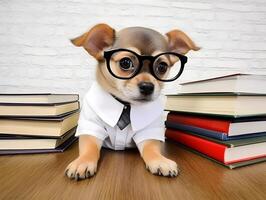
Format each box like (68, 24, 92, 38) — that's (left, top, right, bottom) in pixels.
(119, 57, 134, 71)
(156, 62, 168, 74)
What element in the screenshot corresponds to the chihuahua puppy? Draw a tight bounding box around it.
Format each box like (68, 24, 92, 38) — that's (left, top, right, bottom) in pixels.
(65, 24, 199, 180)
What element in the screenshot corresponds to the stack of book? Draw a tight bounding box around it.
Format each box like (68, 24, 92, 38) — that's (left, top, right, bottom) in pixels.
(164, 74, 266, 169)
(0, 94, 80, 155)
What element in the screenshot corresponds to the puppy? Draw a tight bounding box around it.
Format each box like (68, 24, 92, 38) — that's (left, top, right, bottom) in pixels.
(65, 24, 199, 180)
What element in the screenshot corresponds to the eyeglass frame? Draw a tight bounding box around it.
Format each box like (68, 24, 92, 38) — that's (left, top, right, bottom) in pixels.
(103, 48, 188, 82)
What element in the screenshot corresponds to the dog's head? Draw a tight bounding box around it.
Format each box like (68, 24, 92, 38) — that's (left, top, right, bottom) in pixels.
(71, 24, 199, 104)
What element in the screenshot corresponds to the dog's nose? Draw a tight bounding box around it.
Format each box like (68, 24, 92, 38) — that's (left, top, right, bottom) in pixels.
(138, 82, 154, 95)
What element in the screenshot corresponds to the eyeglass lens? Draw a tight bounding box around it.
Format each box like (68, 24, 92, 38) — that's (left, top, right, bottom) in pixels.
(108, 50, 182, 81)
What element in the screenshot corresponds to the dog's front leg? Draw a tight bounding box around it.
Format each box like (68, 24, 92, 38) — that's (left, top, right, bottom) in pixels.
(65, 135, 102, 180)
(138, 140, 179, 177)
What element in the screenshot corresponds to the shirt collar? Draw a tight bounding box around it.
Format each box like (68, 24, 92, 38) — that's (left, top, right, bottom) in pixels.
(87, 82, 164, 131)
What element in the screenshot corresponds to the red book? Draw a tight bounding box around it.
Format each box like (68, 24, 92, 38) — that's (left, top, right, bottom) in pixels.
(165, 129, 266, 165)
(167, 112, 266, 137)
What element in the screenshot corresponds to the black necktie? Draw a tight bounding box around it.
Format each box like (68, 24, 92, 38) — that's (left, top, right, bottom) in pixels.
(117, 105, 131, 130)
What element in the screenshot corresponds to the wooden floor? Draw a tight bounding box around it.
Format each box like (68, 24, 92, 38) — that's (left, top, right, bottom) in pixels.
(0, 140, 265, 200)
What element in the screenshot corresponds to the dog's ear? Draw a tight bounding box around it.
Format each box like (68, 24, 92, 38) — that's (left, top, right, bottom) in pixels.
(166, 29, 200, 54)
(71, 23, 115, 60)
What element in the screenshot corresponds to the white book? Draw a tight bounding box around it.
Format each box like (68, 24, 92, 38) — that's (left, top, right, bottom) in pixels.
(179, 73, 266, 94)
(165, 94, 266, 117)
(0, 93, 79, 104)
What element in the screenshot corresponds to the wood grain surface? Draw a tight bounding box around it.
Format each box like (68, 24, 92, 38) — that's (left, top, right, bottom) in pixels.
(0, 140, 265, 200)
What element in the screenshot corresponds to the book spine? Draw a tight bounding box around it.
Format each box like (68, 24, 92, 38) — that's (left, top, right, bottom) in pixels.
(165, 121, 266, 141)
(167, 113, 231, 133)
(165, 129, 227, 163)
(165, 121, 229, 140)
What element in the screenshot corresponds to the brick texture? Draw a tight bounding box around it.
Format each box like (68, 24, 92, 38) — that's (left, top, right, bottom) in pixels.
(0, 0, 266, 97)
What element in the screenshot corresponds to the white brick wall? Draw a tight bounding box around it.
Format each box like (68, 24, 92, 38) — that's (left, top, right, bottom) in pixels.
(1, 0, 266, 98)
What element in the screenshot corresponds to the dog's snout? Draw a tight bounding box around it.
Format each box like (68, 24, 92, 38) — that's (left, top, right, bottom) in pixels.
(138, 82, 154, 95)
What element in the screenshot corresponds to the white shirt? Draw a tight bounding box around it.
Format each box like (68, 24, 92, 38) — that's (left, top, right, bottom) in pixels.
(75, 82, 165, 150)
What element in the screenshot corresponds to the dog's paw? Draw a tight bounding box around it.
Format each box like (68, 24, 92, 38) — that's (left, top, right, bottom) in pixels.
(65, 157, 97, 181)
(145, 157, 179, 177)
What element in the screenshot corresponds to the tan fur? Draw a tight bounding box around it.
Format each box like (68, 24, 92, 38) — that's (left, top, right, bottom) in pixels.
(66, 23, 199, 180)
(96, 61, 124, 100)
(125, 73, 155, 88)
(166, 29, 200, 54)
(141, 140, 179, 176)
(71, 23, 115, 60)
(65, 135, 101, 180)
(141, 140, 162, 161)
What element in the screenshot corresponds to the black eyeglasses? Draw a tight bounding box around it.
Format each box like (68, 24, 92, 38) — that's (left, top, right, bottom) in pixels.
(103, 48, 187, 82)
